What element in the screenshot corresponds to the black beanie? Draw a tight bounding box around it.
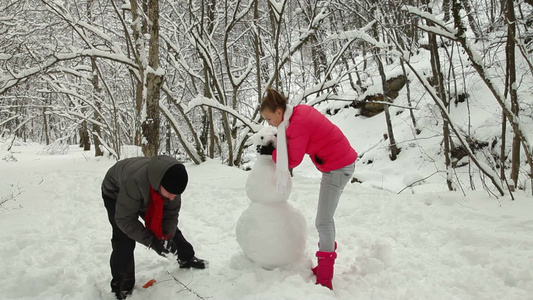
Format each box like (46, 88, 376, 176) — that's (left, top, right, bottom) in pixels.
(160, 164, 188, 195)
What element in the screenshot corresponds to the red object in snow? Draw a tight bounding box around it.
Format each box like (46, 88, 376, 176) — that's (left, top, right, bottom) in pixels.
(143, 279, 157, 289)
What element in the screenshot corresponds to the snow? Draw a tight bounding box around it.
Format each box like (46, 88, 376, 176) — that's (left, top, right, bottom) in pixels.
(1, 140, 533, 299)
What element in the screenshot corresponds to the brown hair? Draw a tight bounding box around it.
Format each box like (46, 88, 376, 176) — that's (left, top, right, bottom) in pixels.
(260, 88, 287, 113)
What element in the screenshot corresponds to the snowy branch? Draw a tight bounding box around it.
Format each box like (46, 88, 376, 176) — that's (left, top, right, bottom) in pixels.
(402, 5, 458, 40)
(0, 50, 137, 94)
(185, 95, 263, 133)
(159, 98, 203, 165)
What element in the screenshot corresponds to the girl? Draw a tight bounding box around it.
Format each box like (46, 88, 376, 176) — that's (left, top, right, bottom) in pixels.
(260, 88, 357, 290)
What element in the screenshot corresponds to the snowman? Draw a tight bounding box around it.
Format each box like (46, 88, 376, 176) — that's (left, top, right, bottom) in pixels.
(236, 126, 307, 269)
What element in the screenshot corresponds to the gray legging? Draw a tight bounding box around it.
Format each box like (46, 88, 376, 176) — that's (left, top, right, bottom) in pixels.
(315, 162, 355, 252)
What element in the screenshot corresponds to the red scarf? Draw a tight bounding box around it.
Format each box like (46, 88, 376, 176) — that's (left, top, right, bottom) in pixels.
(145, 186, 170, 240)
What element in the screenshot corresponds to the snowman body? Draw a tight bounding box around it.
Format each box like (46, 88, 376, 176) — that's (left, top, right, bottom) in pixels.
(236, 127, 306, 269)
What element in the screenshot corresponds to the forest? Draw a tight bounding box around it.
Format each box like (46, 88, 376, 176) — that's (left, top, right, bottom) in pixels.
(1, 0, 532, 195)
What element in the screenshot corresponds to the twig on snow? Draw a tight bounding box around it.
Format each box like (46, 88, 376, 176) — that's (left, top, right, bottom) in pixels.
(166, 271, 209, 300)
(397, 171, 440, 194)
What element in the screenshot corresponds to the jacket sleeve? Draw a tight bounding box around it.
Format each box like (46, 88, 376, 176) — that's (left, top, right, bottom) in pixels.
(162, 196, 181, 237)
(115, 188, 154, 247)
(286, 122, 310, 169)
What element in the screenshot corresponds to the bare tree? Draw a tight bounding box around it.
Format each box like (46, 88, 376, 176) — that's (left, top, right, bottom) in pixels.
(141, 0, 164, 157)
(424, 0, 454, 191)
(504, 0, 520, 189)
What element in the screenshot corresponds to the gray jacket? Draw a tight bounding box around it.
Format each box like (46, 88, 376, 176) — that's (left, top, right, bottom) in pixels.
(102, 155, 183, 246)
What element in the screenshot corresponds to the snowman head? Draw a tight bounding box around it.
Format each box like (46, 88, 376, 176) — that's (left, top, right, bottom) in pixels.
(247, 126, 291, 203)
(252, 126, 277, 150)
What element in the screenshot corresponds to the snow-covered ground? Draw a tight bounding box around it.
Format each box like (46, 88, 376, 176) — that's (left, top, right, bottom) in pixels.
(1, 143, 532, 300)
(2, 38, 532, 298)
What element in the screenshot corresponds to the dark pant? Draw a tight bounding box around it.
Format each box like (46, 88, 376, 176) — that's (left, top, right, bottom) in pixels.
(103, 193, 194, 293)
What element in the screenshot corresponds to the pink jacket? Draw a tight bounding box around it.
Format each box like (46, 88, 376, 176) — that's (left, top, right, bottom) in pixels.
(273, 105, 357, 172)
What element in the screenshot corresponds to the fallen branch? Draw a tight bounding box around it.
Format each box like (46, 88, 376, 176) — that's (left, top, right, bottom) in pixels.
(397, 171, 441, 194)
(166, 271, 209, 300)
(0, 183, 23, 208)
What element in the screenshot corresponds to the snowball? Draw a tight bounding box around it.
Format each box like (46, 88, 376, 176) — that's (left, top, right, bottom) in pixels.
(245, 155, 292, 203)
(236, 202, 307, 269)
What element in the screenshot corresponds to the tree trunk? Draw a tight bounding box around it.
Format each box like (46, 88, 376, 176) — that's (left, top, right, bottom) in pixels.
(269, 0, 287, 89)
(376, 54, 399, 161)
(443, 0, 451, 21)
(425, 0, 454, 190)
(208, 109, 216, 158)
(309, 33, 330, 85)
(506, 0, 520, 188)
(165, 121, 171, 155)
(43, 97, 50, 146)
(92, 103, 104, 157)
(462, 0, 482, 39)
(199, 110, 209, 157)
(84, 0, 100, 156)
(88, 0, 104, 157)
(200, 0, 217, 159)
(372, 2, 399, 161)
(130, 0, 147, 148)
(142, 0, 163, 157)
(252, 0, 262, 104)
(400, 60, 418, 133)
(80, 121, 90, 151)
(500, 111, 507, 180)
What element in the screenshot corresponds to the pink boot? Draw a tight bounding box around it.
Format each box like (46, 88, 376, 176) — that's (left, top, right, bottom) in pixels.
(313, 251, 337, 290)
(312, 242, 337, 276)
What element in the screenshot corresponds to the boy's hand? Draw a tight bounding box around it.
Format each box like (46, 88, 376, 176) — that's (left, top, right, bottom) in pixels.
(150, 237, 170, 257)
